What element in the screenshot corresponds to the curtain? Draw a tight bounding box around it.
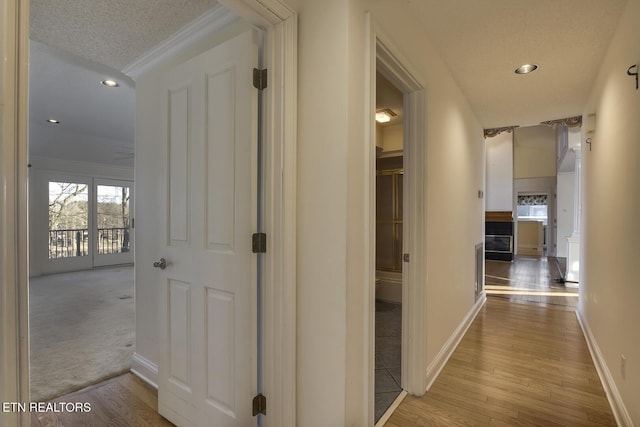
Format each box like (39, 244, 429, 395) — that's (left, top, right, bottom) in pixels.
(517, 194, 547, 205)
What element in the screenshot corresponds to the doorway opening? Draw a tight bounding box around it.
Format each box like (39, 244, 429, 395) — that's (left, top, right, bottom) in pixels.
(7, 1, 297, 424)
(374, 71, 405, 422)
(27, 34, 136, 400)
(516, 192, 549, 257)
(369, 24, 427, 425)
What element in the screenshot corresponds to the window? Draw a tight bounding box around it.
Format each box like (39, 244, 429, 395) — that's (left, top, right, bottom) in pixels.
(41, 174, 134, 273)
(48, 182, 89, 259)
(517, 194, 548, 225)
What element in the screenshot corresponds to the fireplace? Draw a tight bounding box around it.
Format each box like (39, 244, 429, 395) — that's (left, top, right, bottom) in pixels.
(485, 211, 514, 261)
(485, 235, 512, 253)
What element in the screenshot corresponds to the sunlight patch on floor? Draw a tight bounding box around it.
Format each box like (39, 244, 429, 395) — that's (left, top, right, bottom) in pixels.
(485, 287, 578, 297)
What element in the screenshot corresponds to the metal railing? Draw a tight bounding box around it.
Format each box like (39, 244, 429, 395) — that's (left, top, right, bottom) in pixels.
(97, 227, 131, 255)
(48, 227, 130, 259)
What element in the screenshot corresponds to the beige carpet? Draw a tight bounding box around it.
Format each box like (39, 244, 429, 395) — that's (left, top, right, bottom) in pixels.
(29, 266, 135, 401)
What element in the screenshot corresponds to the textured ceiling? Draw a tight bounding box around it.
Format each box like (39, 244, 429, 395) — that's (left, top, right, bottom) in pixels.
(28, 0, 629, 166)
(29, 0, 223, 166)
(29, 40, 136, 166)
(30, 0, 219, 70)
(407, 0, 628, 128)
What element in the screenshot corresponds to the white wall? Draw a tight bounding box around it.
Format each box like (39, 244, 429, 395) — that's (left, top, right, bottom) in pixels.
(579, 0, 640, 424)
(556, 172, 574, 258)
(295, 1, 485, 424)
(485, 131, 513, 211)
(381, 123, 403, 152)
(296, 2, 349, 424)
(514, 125, 556, 179)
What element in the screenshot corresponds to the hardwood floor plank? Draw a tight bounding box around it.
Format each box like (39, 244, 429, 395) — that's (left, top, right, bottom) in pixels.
(386, 281, 615, 426)
(33, 373, 174, 427)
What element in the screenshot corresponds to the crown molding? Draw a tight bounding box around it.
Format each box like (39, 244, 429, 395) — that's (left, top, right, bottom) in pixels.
(122, 5, 238, 80)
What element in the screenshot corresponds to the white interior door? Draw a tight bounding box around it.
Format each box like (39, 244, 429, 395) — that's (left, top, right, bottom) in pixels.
(152, 30, 259, 427)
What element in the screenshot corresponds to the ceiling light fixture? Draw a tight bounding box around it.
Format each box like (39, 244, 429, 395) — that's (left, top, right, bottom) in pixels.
(375, 108, 397, 123)
(376, 112, 391, 123)
(46, 118, 60, 124)
(101, 79, 119, 87)
(515, 64, 538, 75)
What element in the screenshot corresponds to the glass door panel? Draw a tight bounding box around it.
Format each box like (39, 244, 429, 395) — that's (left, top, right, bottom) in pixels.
(94, 180, 134, 266)
(376, 169, 404, 272)
(43, 177, 93, 273)
(48, 181, 89, 259)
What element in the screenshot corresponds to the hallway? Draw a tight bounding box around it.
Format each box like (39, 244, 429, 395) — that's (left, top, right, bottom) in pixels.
(485, 256, 578, 308)
(31, 257, 616, 426)
(385, 257, 615, 426)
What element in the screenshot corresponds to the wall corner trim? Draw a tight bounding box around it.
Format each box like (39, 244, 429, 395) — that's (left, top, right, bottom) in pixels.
(131, 353, 159, 389)
(576, 310, 633, 427)
(425, 295, 487, 391)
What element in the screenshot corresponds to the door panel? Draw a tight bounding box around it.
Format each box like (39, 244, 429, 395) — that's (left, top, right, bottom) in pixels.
(42, 174, 93, 273)
(206, 66, 236, 252)
(168, 85, 191, 246)
(93, 179, 134, 266)
(154, 29, 258, 427)
(206, 288, 236, 415)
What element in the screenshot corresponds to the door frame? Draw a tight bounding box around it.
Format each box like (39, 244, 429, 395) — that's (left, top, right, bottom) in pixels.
(0, 1, 297, 426)
(0, 1, 30, 425)
(365, 14, 427, 419)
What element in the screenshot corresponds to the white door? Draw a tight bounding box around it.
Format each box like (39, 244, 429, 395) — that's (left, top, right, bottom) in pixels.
(151, 30, 259, 427)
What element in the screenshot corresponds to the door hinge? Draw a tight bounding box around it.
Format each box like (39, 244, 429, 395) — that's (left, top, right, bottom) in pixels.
(403, 253, 410, 263)
(252, 233, 267, 253)
(253, 68, 267, 90)
(252, 393, 266, 416)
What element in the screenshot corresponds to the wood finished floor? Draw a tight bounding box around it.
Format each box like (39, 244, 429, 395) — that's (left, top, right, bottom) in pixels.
(30, 373, 174, 427)
(386, 257, 615, 426)
(485, 256, 578, 308)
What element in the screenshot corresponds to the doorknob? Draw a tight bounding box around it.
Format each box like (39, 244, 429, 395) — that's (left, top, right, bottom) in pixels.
(153, 258, 167, 270)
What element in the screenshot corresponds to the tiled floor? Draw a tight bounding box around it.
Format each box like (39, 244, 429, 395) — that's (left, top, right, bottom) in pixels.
(375, 301, 402, 422)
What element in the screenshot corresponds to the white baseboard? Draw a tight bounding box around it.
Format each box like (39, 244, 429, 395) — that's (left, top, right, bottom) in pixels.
(374, 390, 407, 427)
(376, 270, 402, 303)
(131, 352, 159, 389)
(576, 310, 633, 427)
(425, 294, 486, 391)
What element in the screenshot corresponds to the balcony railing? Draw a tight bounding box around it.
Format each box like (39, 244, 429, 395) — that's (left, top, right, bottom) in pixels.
(48, 227, 130, 259)
(97, 227, 131, 255)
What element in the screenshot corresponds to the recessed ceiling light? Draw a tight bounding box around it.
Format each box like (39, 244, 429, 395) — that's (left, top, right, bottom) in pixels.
(515, 64, 538, 75)
(46, 119, 60, 124)
(101, 79, 119, 88)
